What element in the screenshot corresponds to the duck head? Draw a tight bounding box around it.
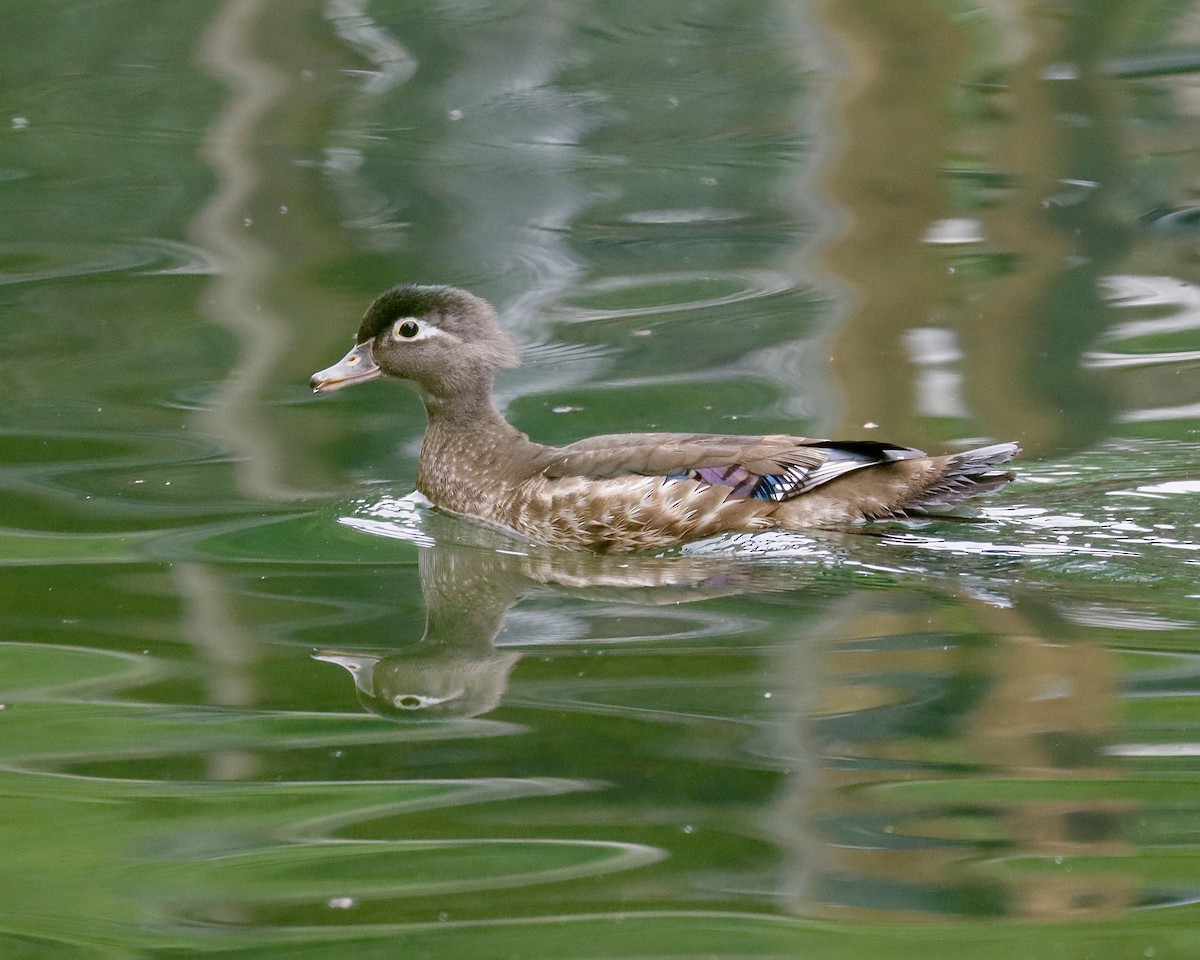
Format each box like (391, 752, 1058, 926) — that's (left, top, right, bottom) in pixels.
(310, 284, 520, 400)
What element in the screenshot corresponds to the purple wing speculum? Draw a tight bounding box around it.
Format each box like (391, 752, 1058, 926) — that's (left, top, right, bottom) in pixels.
(670, 462, 811, 502)
(669, 442, 924, 503)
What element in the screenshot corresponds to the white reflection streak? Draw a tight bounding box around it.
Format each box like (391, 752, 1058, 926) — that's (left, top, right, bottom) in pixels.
(194, 0, 308, 499)
(1099, 274, 1200, 339)
(1085, 275, 1200, 421)
(174, 563, 261, 781)
(1120, 402, 1200, 423)
(922, 217, 985, 245)
(318, 1, 417, 246)
(904, 327, 968, 418)
(1135, 480, 1200, 495)
(1088, 349, 1200, 370)
(1106, 744, 1200, 757)
(326, 0, 417, 94)
(1057, 604, 1195, 631)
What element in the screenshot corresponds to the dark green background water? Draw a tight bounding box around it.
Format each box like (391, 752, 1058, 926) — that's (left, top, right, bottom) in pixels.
(6, 1, 1200, 957)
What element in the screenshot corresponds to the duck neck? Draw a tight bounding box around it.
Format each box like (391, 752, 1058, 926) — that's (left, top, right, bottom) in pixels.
(416, 377, 537, 510)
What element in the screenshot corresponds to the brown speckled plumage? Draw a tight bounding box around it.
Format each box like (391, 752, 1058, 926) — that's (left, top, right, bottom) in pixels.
(311, 284, 1019, 550)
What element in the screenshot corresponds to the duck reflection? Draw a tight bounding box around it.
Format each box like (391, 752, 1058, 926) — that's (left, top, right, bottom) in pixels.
(313, 530, 801, 721)
(313, 546, 526, 721)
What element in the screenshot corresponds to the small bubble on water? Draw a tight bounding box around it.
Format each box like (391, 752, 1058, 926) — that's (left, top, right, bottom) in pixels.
(763, 691, 772, 699)
(327, 897, 355, 910)
(279, 205, 289, 214)
(682, 824, 695, 834)
(438, 911, 450, 921)
(448, 108, 463, 121)
(11, 116, 29, 130)
(243, 217, 253, 227)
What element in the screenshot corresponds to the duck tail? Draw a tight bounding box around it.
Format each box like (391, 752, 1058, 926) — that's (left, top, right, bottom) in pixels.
(912, 441, 1020, 510)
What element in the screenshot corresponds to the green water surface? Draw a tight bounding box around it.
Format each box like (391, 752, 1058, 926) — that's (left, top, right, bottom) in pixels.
(4, 1, 1200, 958)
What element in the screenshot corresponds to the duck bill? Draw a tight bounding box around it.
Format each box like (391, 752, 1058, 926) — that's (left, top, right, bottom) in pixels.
(310, 341, 381, 394)
(312, 651, 379, 693)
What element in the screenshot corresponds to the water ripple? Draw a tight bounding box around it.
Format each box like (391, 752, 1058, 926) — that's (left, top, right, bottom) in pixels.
(874, 443, 1200, 581)
(326, 0, 417, 95)
(178, 837, 664, 911)
(550, 270, 797, 322)
(0, 238, 217, 286)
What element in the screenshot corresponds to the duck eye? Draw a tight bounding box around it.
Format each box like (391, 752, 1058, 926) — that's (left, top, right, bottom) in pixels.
(394, 319, 420, 339)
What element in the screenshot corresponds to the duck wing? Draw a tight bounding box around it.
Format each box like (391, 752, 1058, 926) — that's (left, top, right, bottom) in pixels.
(539, 433, 925, 502)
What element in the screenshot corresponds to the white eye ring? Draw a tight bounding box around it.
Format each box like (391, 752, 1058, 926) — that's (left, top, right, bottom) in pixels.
(391, 318, 447, 342)
(392, 318, 420, 340)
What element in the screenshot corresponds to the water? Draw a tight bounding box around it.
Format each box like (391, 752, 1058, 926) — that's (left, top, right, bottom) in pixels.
(4, 0, 1200, 956)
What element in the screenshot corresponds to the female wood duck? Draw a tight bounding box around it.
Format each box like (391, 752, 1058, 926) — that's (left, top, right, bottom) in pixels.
(311, 284, 1018, 551)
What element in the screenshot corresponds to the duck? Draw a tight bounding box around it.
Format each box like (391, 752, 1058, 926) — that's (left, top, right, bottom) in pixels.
(310, 284, 1018, 551)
